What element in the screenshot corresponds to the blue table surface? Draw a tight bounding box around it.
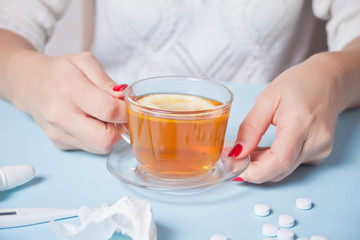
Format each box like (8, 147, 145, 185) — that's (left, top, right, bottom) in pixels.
(0, 83, 359, 240)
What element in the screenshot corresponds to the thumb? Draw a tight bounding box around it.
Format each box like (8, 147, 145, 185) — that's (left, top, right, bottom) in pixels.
(70, 52, 127, 98)
(228, 94, 276, 159)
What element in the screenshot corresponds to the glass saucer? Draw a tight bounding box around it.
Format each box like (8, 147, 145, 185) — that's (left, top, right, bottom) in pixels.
(107, 139, 250, 192)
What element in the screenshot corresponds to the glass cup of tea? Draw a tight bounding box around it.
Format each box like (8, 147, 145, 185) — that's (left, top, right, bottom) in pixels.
(121, 76, 233, 180)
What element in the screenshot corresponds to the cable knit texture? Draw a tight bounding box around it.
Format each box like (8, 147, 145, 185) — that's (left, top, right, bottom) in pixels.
(313, 0, 360, 51)
(0, 0, 70, 51)
(92, 0, 308, 83)
(0, 0, 360, 83)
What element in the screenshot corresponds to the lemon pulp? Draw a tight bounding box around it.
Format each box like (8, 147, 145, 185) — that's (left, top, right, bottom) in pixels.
(137, 94, 217, 111)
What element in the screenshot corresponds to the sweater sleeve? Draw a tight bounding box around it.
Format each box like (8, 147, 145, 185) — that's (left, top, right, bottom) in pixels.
(0, 0, 70, 52)
(313, 0, 360, 51)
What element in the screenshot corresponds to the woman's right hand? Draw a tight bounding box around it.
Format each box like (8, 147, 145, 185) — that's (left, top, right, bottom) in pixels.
(7, 51, 128, 154)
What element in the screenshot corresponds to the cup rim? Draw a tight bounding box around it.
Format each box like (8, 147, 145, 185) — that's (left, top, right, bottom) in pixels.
(124, 76, 234, 115)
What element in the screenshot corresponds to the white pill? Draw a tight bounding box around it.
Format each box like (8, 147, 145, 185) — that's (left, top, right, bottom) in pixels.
(277, 228, 294, 240)
(210, 234, 227, 240)
(262, 223, 278, 237)
(278, 214, 295, 228)
(254, 203, 271, 216)
(297, 238, 310, 240)
(0, 165, 35, 191)
(296, 198, 312, 210)
(311, 235, 328, 240)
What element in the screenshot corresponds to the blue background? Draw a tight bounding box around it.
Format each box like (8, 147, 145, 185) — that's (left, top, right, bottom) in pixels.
(0, 83, 359, 240)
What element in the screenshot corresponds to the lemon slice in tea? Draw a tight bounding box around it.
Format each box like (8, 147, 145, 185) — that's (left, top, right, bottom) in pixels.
(137, 94, 218, 111)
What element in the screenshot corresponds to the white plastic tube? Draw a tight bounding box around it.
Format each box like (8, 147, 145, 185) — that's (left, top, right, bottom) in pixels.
(0, 165, 35, 191)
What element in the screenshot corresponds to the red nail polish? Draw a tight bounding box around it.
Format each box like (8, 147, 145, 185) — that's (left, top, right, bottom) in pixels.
(232, 177, 244, 182)
(113, 84, 128, 92)
(228, 143, 243, 157)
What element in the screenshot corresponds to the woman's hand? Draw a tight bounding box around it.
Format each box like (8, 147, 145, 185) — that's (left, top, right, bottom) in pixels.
(230, 53, 345, 183)
(7, 51, 128, 154)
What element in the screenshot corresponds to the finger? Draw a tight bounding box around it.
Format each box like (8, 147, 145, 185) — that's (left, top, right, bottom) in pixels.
(69, 52, 127, 98)
(51, 131, 99, 153)
(40, 120, 101, 152)
(71, 75, 127, 123)
(52, 109, 124, 154)
(71, 114, 124, 154)
(254, 146, 270, 151)
(291, 139, 332, 166)
(298, 126, 334, 165)
(239, 121, 306, 183)
(230, 92, 277, 159)
(268, 157, 303, 182)
(111, 84, 128, 100)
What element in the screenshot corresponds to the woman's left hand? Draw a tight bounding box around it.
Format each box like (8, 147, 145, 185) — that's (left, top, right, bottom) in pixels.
(229, 53, 344, 183)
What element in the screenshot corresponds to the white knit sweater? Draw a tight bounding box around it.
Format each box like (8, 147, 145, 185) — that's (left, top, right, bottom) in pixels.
(0, 0, 360, 83)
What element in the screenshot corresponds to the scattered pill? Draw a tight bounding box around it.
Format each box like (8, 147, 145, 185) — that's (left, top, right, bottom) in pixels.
(254, 203, 271, 216)
(296, 198, 312, 210)
(310, 235, 328, 240)
(262, 223, 278, 237)
(277, 228, 294, 240)
(210, 234, 227, 240)
(278, 214, 295, 228)
(252, 199, 324, 240)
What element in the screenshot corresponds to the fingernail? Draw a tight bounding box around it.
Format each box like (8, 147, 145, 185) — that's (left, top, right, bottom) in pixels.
(113, 84, 128, 92)
(228, 143, 243, 157)
(232, 177, 244, 182)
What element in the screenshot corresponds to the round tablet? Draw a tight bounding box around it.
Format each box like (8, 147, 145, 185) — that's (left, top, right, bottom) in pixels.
(254, 203, 270, 216)
(297, 238, 310, 240)
(278, 214, 295, 228)
(311, 235, 328, 240)
(210, 234, 227, 240)
(296, 198, 312, 210)
(277, 228, 294, 240)
(262, 223, 278, 237)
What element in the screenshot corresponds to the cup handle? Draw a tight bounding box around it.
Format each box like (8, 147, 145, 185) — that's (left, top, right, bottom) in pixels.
(119, 123, 131, 144)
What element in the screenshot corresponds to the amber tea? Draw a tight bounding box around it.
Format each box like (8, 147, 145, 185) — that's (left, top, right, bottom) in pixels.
(127, 93, 230, 179)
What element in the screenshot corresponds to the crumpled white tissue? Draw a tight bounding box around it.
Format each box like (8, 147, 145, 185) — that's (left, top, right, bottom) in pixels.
(51, 196, 157, 240)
